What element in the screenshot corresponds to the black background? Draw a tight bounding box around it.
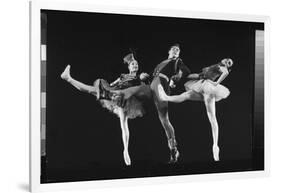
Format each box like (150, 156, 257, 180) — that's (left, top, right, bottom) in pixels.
(42, 10, 263, 183)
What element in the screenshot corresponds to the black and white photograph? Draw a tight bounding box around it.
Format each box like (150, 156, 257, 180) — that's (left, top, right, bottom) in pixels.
(39, 9, 264, 184)
(6, 0, 281, 192)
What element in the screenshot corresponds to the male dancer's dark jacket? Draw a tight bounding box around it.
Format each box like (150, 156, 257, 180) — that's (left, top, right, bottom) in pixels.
(153, 57, 191, 94)
(149, 57, 191, 161)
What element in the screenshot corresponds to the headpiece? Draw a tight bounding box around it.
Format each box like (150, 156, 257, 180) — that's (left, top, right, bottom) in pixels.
(169, 43, 180, 50)
(123, 53, 136, 65)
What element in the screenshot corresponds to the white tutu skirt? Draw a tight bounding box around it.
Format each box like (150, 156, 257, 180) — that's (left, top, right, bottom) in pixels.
(184, 79, 230, 101)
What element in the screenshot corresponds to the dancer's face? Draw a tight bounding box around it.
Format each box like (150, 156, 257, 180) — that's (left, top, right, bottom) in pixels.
(221, 58, 233, 68)
(128, 60, 139, 73)
(168, 46, 180, 59)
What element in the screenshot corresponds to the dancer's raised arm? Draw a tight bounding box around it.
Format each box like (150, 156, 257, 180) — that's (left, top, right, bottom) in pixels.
(209, 58, 233, 86)
(211, 66, 229, 86)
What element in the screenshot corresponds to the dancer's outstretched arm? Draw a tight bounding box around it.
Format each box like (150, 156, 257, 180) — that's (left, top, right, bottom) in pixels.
(110, 78, 121, 87)
(212, 67, 229, 86)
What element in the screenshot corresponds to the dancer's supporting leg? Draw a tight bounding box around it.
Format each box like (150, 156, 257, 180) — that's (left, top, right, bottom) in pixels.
(203, 94, 220, 161)
(151, 78, 179, 163)
(118, 108, 131, 166)
(61, 65, 97, 95)
(157, 103, 179, 163)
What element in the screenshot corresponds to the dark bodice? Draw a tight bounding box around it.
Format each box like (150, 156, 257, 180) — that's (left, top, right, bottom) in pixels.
(200, 63, 223, 81)
(114, 73, 142, 89)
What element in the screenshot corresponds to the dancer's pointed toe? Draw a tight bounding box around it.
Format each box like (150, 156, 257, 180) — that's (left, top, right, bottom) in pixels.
(123, 150, 131, 166)
(169, 148, 180, 164)
(61, 65, 71, 81)
(213, 146, 220, 161)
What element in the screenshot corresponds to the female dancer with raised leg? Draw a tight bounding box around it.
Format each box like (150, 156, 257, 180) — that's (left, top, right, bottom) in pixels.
(61, 53, 150, 166)
(158, 58, 233, 161)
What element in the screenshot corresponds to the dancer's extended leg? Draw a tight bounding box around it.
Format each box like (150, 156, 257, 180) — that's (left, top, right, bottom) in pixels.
(158, 84, 203, 102)
(61, 65, 97, 95)
(109, 84, 151, 102)
(118, 108, 131, 166)
(203, 94, 220, 161)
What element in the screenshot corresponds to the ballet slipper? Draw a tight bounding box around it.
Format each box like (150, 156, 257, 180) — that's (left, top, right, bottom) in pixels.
(213, 145, 220, 161)
(169, 148, 180, 164)
(123, 150, 131, 166)
(61, 65, 71, 81)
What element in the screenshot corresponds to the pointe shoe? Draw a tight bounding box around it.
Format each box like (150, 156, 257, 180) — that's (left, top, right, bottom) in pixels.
(123, 150, 131, 166)
(61, 65, 71, 81)
(213, 146, 220, 161)
(169, 148, 180, 164)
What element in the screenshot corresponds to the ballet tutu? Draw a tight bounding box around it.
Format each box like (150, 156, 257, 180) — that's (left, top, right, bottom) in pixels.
(184, 79, 230, 101)
(93, 79, 149, 119)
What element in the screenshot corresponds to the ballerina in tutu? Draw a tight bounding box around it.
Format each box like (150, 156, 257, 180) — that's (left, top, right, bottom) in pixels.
(60, 53, 151, 166)
(96, 53, 152, 110)
(158, 58, 233, 161)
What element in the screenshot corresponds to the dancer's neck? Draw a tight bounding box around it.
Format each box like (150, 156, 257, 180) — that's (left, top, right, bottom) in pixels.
(168, 55, 178, 60)
(129, 71, 137, 76)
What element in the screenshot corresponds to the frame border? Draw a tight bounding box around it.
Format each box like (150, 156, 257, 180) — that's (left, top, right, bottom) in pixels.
(29, 0, 270, 192)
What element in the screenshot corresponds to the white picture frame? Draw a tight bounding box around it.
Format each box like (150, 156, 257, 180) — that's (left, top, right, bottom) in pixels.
(30, 0, 270, 192)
